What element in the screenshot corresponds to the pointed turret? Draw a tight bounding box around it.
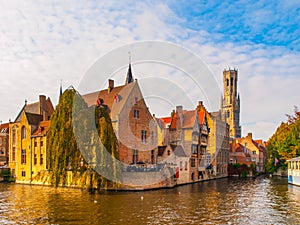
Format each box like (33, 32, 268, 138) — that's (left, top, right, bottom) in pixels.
(125, 63, 134, 85)
(59, 79, 63, 97)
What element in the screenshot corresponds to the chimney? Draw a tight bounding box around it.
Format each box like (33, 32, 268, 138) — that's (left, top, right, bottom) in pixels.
(108, 79, 114, 93)
(176, 106, 183, 129)
(39, 95, 46, 104)
(247, 132, 253, 140)
(176, 106, 183, 115)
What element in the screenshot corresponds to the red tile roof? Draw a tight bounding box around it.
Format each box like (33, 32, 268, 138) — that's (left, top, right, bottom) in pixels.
(82, 82, 136, 121)
(32, 120, 51, 136)
(182, 110, 196, 128)
(160, 117, 171, 124)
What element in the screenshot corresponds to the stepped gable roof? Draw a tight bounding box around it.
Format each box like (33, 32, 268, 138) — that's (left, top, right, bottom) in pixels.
(170, 144, 187, 157)
(32, 120, 51, 137)
(82, 81, 136, 120)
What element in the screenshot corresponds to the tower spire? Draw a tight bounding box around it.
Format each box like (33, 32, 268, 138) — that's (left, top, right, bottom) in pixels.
(125, 52, 134, 85)
(59, 79, 63, 97)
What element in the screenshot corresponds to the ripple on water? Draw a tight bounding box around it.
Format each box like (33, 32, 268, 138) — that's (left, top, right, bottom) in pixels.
(0, 177, 300, 224)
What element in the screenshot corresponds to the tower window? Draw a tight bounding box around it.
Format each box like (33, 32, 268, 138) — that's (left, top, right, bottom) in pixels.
(231, 77, 233, 86)
(226, 79, 229, 86)
(227, 111, 230, 118)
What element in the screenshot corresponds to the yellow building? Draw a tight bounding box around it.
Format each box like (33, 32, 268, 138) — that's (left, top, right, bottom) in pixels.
(196, 101, 230, 177)
(31, 121, 51, 178)
(9, 95, 53, 183)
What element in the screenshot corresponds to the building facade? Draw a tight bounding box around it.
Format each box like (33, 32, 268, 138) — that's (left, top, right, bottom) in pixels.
(196, 101, 230, 177)
(230, 133, 267, 173)
(164, 105, 210, 182)
(157, 144, 189, 185)
(0, 123, 9, 166)
(82, 64, 158, 165)
(8, 95, 54, 182)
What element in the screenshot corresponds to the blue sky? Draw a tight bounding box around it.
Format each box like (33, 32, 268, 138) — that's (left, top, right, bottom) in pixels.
(169, 0, 300, 51)
(0, 0, 299, 140)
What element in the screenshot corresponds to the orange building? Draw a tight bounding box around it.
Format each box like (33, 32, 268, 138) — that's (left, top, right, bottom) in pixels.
(229, 133, 267, 172)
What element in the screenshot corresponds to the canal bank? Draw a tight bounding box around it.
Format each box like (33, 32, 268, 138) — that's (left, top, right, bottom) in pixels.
(13, 167, 229, 191)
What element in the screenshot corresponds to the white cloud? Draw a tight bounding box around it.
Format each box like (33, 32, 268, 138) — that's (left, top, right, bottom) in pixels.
(0, 0, 299, 142)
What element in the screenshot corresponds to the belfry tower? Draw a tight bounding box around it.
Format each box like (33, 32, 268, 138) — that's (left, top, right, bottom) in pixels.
(221, 68, 241, 139)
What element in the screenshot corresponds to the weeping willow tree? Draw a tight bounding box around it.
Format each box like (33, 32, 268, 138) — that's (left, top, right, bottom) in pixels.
(47, 88, 120, 188)
(73, 103, 121, 189)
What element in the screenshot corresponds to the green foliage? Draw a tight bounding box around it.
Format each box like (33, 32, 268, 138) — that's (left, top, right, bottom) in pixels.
(0, 168, 10, 177)
(267, 106, 300, 173)
(228, 163, 255, 177)
(47, 89, 120, 188)
(47, 89, 87, 186)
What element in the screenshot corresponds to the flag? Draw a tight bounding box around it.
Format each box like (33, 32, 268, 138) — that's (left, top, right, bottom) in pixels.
(274, 157, 279, 166)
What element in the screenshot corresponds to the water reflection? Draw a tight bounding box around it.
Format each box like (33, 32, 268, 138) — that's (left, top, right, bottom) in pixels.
(0, 176, 299, 224)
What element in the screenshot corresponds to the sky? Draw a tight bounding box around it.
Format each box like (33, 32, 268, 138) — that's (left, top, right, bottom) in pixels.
(0, 0, 299, 140)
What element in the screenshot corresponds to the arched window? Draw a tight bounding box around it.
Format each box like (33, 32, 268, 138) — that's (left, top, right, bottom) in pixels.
(230, 77, 233, 86)
(21, 126, 26, 139)
(12, 129, 16, 145)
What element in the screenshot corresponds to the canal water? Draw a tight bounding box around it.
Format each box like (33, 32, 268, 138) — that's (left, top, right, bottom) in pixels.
(0, 176, 300, 224)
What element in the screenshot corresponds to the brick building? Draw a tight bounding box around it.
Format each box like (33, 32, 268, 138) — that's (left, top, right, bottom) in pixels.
(160, 105, 209, 183)
(82, 63, 157, 165)
(0, 123, 9, 166)
(230, 133, 267, 172)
